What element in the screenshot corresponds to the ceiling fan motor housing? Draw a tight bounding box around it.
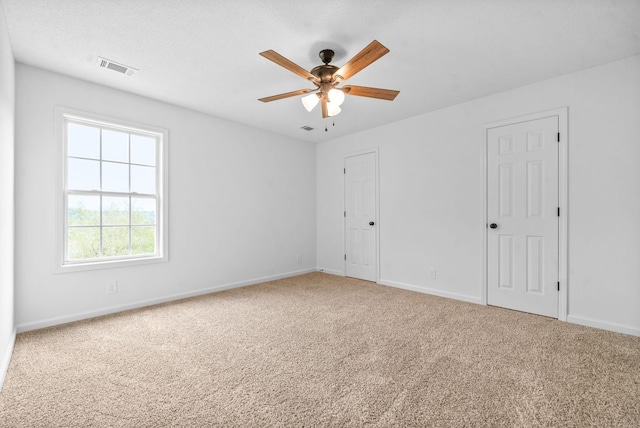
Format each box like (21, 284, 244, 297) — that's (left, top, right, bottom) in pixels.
(311, 49, 340, 84)
(310, 64, 339, 83)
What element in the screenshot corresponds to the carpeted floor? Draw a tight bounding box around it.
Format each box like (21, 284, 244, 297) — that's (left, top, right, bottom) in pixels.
(1, 272, 639, 427)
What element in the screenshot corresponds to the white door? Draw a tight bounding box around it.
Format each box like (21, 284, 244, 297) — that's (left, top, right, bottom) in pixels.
(487, 116, 559, 317)
(345, 152, 377, 281)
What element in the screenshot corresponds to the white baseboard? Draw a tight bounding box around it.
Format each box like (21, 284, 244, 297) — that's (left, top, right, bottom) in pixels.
(567, 314, 640, 337)
(378, 278, 483, 305)
(16, 268, 317, 334)
(0, 328, 16, 392)
(316, 267, 345, 276)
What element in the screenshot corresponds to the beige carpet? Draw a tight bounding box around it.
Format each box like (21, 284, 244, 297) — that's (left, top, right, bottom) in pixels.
(1, 273, 639, 427)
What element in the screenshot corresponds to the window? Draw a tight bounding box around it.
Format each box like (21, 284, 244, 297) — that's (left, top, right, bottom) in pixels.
(57, 108, 168, 271)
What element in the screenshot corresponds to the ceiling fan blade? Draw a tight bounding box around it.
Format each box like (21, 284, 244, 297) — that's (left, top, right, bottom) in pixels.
(333, 40, 390, 82)
(260, 50, 320, 84)
(342, 85, 399, 101)
(321, 97, 328, 118)
(258, 89, 314, 103)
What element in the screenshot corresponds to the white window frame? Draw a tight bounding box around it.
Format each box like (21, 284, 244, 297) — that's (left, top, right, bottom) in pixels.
(55, 106, 169, 272)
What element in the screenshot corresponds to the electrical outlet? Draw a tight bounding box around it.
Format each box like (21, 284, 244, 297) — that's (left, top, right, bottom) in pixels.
(296, 254, 301, 263)
(429, 268, 436, 279)
(106, 281, 118, 295)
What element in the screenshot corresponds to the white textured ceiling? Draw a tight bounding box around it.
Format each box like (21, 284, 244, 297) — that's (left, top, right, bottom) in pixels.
(2, 0, 640, 142)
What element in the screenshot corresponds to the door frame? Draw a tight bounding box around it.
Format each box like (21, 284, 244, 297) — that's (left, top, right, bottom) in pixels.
(343, 148, 380, 282)
(481, 108, 568, 321)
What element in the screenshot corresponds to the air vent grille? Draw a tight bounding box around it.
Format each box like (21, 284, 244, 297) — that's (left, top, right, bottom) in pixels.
(97, 57, 137, 76)
(300, 126, 314, 131)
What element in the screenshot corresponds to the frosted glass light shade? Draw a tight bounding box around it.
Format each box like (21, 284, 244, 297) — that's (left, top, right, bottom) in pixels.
(327, 102, 341, 117)
(301, 93, 320, 112)
(328, 88, 345, 106)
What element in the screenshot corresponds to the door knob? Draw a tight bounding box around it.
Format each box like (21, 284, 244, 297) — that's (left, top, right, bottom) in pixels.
(369, 221, 375, 226)
(489, 223, 498, 229)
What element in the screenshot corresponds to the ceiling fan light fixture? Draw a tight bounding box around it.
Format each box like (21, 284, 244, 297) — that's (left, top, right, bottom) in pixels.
(328, 88, 345, 106)
(326, 102, 341, 117)
(302, 92, 320, 112)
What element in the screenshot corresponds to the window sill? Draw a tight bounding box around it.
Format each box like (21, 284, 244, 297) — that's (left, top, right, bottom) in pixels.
(56, 255, 168, 273)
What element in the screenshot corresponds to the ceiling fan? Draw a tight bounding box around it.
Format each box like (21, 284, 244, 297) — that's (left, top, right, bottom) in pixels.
(258, 40, 399, 118)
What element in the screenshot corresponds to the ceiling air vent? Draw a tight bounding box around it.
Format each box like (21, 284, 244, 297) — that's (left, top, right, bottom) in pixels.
(300, 126, 314, 131)
(97, 57, 138, 76)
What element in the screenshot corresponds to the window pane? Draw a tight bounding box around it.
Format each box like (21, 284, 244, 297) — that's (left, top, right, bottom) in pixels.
(131, 134, 156, 166)
(68, 227, 100, 260)
(68, 123, 100, 159)
(68, 158, 100, 191)
(68, 194, 100, 226)
(131, 165, 155, 194)
(102, 162, 129, 192)
(102, 129, 129, 163)
(132, 198, 156, 225)
(103, 196, 129, 225)
(102, 226, 130, 257)
(132, 226, 156, 255)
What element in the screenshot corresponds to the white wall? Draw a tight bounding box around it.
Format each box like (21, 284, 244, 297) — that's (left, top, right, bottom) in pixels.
(0, 3, 16, 389)
(14, 65, 316, 331)
(317, 55, 640, 336)
(9, 54, 640, 339)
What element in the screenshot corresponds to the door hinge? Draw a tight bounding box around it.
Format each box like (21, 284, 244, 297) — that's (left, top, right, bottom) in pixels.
(344, 211, 346, 217)
(344, 254, 347, 260)
(557, 132, 560, 142)
(557, 207, 560, 217)
(344, 168, 346, 174)
(557, 281, 560, 291)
